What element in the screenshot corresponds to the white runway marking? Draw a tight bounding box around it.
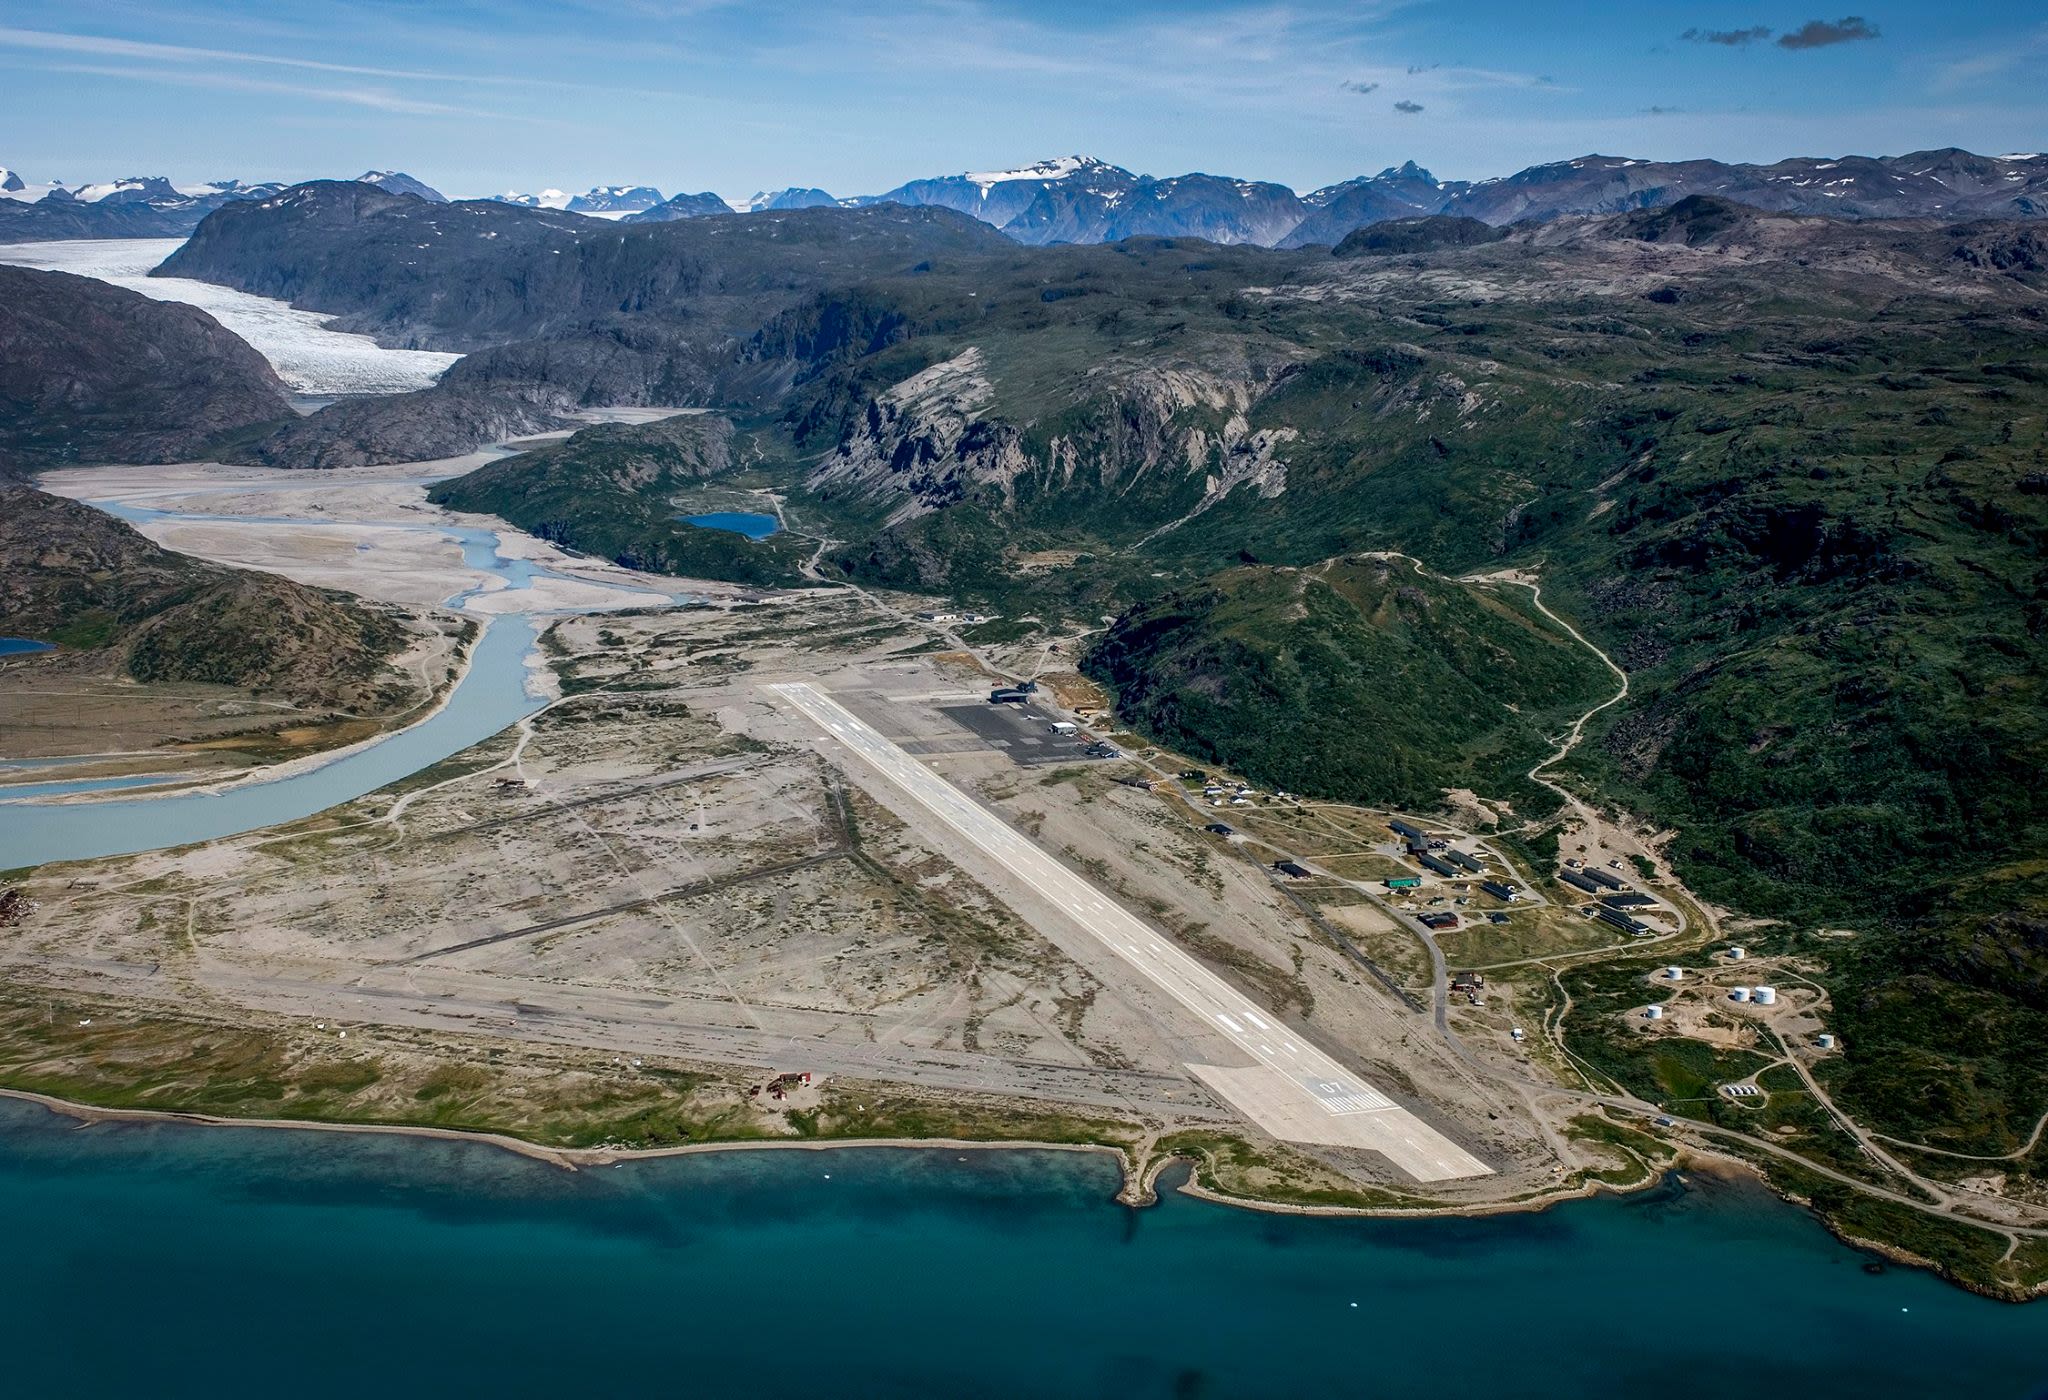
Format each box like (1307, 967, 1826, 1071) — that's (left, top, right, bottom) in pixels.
(769, 682, 1490, 1181)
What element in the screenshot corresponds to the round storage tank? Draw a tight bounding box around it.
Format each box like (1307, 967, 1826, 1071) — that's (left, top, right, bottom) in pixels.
(1753, 986, 1778, 1006)
(1663, 966, 1683, 980)
(1729, 986, 1752, 1003)
(1727, 946, 1746, 962)
(1816, 1033, 1837, 1050)
(1645, 1004, 1665, 1020)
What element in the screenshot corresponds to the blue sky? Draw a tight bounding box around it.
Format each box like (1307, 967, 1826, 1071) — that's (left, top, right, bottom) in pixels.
(2, 1, 2043, 198)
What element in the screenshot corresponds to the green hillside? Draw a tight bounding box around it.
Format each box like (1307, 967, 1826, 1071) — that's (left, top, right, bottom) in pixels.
(1085, 560, 1612, 811)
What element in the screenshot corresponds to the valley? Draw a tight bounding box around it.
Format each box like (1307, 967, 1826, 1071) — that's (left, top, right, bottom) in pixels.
(2, 169, 2044, 1302)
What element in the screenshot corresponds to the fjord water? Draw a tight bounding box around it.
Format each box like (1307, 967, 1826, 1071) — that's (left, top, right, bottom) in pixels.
(0, 1100, 2040, 1399)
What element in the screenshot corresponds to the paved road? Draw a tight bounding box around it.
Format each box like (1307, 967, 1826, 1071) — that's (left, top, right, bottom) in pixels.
(769, 681, 1490, 1182)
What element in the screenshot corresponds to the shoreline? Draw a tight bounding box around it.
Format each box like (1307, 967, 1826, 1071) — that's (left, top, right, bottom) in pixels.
(0, 1082, 1667, 1224)
(5, 1054, 2043, 1305)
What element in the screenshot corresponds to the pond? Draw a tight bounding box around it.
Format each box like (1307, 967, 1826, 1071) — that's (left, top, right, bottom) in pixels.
(681, 510, 781, 539)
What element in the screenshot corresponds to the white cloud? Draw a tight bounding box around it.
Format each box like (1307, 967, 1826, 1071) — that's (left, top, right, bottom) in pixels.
(43, 61, 509, 117)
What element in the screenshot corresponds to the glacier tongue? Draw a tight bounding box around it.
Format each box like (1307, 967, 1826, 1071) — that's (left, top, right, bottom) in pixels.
(0, 238, 460, 395)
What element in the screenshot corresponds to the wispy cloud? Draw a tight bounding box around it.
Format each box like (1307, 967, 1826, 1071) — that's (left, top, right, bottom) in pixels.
(1929, 23, 2048, 91)
(1681, 26, 1771, 47)
(1777, 16, 1880, 50)
(0, 22, 703, 101)
(0, 24, 462, 81)
(742, 0, 1557, 119)
(40, 60, 512, 117)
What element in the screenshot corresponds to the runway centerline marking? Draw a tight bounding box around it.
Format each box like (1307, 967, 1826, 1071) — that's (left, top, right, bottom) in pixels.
(768, 682, 1491, 1181)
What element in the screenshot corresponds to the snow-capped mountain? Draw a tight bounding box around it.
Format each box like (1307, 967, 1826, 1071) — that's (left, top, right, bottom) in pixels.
(567, 185, 666, 216)
(622, 190, 734, 223)
(489, 185, 667, 218)
(860, 149, 2048, 246)
(0, 167, 286, 240)
(8, 147, 2047, 250)
(857, 156, 1310, 246)
(358, 170, 447, 202)
(729, 187, 839, 213)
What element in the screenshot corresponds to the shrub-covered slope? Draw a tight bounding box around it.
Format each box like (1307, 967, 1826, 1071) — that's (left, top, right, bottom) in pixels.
(0, 485, 412, 708)
(1086, 559, 1613, 810)
(428, 414, 816, 587)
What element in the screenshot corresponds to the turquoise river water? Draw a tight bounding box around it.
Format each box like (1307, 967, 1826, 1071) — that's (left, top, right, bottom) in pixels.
(0, 1098, 2040, 1398)
(0, 500, 655, 868)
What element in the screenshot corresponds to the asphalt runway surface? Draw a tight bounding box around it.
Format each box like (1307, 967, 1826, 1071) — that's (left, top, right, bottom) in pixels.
(770, 682, 1491, 1183)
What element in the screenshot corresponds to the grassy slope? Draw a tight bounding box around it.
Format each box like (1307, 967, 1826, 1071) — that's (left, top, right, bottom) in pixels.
(1085, 559, 1613, 811)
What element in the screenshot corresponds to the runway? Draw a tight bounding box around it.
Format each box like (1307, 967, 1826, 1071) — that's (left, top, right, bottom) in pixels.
(769, 682, 1491, 1183)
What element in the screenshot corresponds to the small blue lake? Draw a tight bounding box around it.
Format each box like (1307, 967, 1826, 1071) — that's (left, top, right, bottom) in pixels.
(0, 638, 53, 656)
(681, 511, 780, 540)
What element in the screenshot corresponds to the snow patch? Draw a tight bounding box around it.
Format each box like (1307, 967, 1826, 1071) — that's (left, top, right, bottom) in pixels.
(963, 155, 1102, 194)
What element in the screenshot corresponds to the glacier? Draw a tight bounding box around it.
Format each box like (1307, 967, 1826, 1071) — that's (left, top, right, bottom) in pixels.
(0, 238, 459, 396)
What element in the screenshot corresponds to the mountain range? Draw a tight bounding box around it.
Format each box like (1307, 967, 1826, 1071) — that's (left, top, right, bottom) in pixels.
(6, 148, 2046, 247)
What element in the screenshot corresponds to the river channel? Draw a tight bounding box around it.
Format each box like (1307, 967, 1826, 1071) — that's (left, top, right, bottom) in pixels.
(0, 473, 684, 871)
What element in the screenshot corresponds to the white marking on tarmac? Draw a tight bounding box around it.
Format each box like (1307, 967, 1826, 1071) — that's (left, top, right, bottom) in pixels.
(768, 681, 1490, 1181)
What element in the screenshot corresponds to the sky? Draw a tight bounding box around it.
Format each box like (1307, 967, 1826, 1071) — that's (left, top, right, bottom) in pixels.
(1, 1, 2044, 199)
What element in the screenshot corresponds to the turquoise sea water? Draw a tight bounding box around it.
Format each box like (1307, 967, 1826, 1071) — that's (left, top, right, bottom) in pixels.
(0, 1098, 2040, 1399)
(682, 510, 781, 539)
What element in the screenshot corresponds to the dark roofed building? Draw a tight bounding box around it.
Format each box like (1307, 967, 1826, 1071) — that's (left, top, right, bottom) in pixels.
(1480, 880, 1519, 901)
(1448, 850, 1484, 873)
(1418, 854, 1457, 877)
(1558, 869, 1602, 894)
(1594, 906, 1649, 935)
(1582, 866, 1626, 890)
(1602, 892, 1656, 909)
(1389, 819, 1424, 840)
(1273, 860, 1312, 879)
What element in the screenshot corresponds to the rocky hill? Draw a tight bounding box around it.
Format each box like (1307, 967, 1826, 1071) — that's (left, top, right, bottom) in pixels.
(0, 484, 413, 709)
(0, 264, 289, 468)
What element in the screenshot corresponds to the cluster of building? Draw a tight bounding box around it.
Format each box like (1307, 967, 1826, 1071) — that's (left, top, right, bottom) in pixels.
(1375, 820, 1529, 930)
(1554, 862, 1665, 934)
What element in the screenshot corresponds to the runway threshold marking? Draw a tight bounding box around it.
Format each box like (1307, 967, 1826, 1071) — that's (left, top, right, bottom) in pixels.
(768, 682, 1491, 1181)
